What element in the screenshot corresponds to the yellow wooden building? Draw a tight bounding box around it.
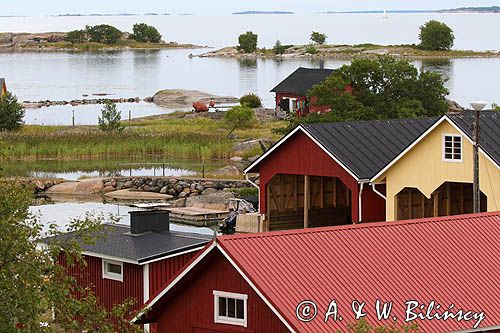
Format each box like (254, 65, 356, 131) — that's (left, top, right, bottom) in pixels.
(371, 112, 500, 221)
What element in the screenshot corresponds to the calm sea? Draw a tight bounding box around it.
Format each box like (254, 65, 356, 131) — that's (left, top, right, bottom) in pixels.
(0, 13, 499, 125)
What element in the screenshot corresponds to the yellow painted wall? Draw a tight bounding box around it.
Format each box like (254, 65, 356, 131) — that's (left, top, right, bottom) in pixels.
(378, 120, 500, 221)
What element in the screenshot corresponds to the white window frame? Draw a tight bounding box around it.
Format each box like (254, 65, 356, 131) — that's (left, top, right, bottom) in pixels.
(213, 290, 248, 327)
(102, 259, 123, 282)
(442, 134, 463, 163)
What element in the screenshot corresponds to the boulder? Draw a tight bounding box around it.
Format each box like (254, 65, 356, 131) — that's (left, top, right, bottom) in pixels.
(211, 165, 241, 177)
(103, 186, 116, 193)
(201, 188, 218, 196)
(230, 156, 243, 162)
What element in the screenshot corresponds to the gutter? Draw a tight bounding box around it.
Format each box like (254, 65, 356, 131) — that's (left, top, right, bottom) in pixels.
(371, 183, 387, 200)
(358, 182, 366, 223)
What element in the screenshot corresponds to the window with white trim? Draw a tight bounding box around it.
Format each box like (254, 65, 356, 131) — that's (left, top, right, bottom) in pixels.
(102, 259, 123, 282)
(443, 135, 462, 162)
(213, 291, 247, 327)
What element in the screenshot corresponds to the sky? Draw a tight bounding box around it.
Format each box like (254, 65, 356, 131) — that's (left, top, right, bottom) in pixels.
(2, 0, 500, 16)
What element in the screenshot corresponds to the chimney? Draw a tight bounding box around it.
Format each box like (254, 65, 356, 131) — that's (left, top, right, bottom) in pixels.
(129, 210, 170, 235)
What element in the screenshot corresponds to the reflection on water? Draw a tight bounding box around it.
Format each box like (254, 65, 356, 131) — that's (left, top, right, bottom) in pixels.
(420, 59, 453, 83)
(1, 157, 225, 180)
(30, 199, 214, 235)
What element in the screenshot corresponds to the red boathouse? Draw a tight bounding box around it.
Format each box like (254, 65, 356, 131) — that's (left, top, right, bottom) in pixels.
(135, 212, 500, 333)
(244, 117, 436, 231)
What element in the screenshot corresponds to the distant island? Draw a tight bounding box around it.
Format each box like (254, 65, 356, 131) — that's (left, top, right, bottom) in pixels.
(55, 13, 170, 17)
(325, 6, 500, 14)
(438, 6, 500, 13)
(233, 11, 294, 15)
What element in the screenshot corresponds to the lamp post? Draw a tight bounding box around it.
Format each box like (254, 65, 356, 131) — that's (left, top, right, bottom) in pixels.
(470, 101, 487, 213)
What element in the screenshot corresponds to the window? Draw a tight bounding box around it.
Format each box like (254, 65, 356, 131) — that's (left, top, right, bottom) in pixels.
(443, 135, 462, 162)
(102, 259, 123, 282)
(213, 291, 247, 327)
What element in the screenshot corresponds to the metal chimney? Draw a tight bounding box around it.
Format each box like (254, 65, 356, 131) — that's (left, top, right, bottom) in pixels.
(129, 210, 170, 235)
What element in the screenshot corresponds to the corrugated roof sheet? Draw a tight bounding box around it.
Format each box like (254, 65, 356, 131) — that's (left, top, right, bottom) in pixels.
(271, 67, 335, 96)
(302, 117, 436, 179)
(46, 224, 211, 264)
(448, 111, 500, 166)
(218, 212, 500, 332)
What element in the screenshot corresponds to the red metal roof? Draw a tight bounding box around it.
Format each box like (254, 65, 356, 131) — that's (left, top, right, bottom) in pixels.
(217, 212, 500, 332)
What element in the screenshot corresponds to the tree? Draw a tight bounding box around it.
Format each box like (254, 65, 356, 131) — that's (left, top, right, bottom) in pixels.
(310, 31, 327, 45)
(0, 92, 25, 131)
(277, 55, 449, 133)
(130, 23, 162, 43)
(419, 20, 455, 51)
(273, 40, 287, 55)
(239, 93, 262, 108)
(98, 101, 124, 132)
(86, 24, 123, 45)
(237, 31, 258, 53)
(0, 180, 141, 332)
(224, 106, 256, 136)
(492, 103, 499, 110)
(305, 44, 319, 54)
(65, 29, 87, 44)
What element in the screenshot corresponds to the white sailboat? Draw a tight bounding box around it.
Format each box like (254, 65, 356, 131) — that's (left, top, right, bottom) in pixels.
(383, 9, 389, 19)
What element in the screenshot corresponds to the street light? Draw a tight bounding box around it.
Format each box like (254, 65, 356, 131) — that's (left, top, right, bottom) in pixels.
(470, 101, 487, 213)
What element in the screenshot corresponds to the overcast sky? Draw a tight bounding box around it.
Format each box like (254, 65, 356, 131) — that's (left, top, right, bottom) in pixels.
(3, 0, 500, 16)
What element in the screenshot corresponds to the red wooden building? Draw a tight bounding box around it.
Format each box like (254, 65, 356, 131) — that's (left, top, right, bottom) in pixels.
(48, 210, 211, 332)
(271, 67, 335, 117)
(135, 211, 500, 333)
(243, 118, 436, 231)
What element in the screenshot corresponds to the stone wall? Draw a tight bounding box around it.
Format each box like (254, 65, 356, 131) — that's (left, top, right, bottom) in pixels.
(102, 177, 251, 199)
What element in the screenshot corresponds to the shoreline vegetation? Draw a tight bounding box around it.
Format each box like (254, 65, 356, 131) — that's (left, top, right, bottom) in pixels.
(198, 43, 500, 60)
(0, 111, 284, 162)
(0, 32, 204, 52)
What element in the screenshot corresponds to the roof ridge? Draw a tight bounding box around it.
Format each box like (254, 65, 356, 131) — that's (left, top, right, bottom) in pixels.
(302, 116, 437, 127)
(219, 211, 500, 242)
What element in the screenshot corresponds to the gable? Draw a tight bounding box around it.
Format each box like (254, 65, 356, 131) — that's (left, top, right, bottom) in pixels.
(140, 248, 291, 333)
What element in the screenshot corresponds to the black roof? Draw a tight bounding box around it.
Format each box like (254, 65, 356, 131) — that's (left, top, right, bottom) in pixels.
(302, 117, 437, 180)
(46, 224, 211, 264)
(448, 111, 500, 166)
(270, 67, 334, 96)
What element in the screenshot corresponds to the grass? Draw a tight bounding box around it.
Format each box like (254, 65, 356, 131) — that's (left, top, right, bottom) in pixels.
(0, 114, 285, 162)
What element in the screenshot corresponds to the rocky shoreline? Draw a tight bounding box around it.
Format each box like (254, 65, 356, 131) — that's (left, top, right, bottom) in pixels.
(198, 45, 500, 60)
(0, 32, 204, 52)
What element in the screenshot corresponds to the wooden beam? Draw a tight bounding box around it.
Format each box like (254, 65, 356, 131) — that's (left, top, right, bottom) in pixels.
(408, 188, 412, 219)
(433, 191, 439, 217)
(446, 183, 451, 216)
(333, 179, 337, 207)
(304, 175, 310, 229)
(320, 177, 324, 209)
(460, 184, 464, 214)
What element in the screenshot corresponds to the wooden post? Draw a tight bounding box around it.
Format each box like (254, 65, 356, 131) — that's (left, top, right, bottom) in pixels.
(433, 191, 439, 217)
(304, 175, 310, 229)
(446, 183, 451, 216)
(408, 189, 412, 219)
(265, 184, 271, 232)
(320, 177, 324, 209)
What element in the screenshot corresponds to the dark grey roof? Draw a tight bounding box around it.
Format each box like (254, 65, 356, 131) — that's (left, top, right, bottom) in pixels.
(46, 224, 211, 264)
(302, 117, 437, 179)
(270, 67, 334, 96)
(448, 111, 500, 166)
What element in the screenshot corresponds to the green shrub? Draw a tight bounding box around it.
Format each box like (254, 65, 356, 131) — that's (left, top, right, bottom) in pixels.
(305, 44, 319, 54)
(130, 23, 162, 43)
(239, 93, 262, 108)
(86, 24, 123, 45)
(273, 40, 287, 55)
(238, 31, 258, 53)
(224, 106, 256, 136)
(310, 31, 327, 45)
(230, 187, 258, 198)
(0, 92, 25, 131)
(65, 30, 87, 44)
(98, 102, 124, 132)
(419, 20, 455, 51)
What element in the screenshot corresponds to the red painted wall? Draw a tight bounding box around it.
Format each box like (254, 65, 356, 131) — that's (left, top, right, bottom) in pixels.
(60, 254, 144, 312)
(361, 184, 386, 223)
(149, 250, 290, 333)
(257, 131, 361, 222)
(149, 252, 198, 296)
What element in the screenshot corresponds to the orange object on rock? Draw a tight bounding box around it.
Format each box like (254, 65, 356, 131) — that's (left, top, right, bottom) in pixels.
(193, 101, 209, 112)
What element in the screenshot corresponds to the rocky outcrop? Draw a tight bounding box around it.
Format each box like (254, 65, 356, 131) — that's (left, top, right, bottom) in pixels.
(0, 32, 65, 49)
(152, 89, 239, 109)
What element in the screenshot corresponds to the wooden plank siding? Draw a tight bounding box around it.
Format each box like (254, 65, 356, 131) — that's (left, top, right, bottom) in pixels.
(258, 131, 361, 222)
(149, 251, 198, 296)
(58, 254, 144, 313)
(151, 251, 290, 333)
